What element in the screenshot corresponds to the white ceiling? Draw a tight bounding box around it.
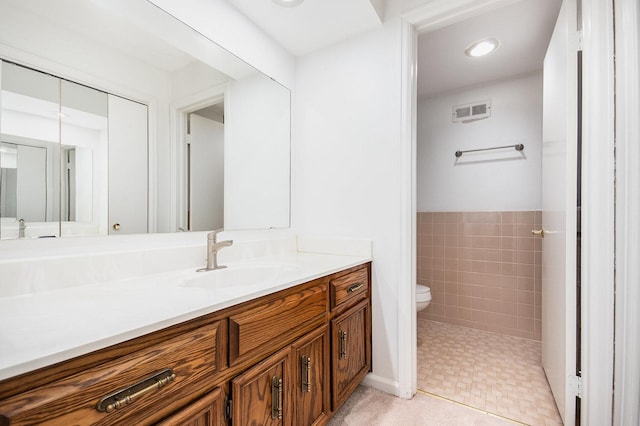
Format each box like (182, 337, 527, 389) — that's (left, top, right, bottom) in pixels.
(417, 0, 562, 99)
(225, 0, 383, 56)
(223, 0, 561, 99)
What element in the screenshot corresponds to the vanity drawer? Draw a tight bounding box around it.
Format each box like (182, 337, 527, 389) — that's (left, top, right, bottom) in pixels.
(0, 320, 224, 426)
(330, 267, 369, 310)
(229, 280, 328, 367)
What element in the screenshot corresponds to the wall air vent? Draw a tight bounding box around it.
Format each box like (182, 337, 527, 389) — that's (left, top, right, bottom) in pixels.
(452, 99, 491, 123)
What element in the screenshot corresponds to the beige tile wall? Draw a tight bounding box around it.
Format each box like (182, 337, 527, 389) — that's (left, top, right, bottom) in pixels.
(417, 211, 542, 341)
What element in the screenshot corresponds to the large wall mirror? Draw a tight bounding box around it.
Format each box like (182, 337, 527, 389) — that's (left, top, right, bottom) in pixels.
(0, 0, 291, 240)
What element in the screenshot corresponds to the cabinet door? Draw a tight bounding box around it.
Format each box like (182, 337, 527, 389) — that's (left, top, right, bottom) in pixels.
(292, 326, 330, 426)
(157, 387, 226, 426)
(331, 300, 371, 409)
(232, 346, 291, 426)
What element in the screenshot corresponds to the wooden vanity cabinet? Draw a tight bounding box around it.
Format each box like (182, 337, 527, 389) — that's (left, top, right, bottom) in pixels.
(328, 265, 372, 411)
(330, 300, 371, 410)
(0, 262, 371, 426)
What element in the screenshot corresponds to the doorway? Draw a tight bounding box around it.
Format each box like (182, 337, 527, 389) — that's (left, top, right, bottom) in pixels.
(401, 0, 619, 423)
(171, 89, 225, 233)
(413, 0, 573, 424)
(188, 104, 225, 231)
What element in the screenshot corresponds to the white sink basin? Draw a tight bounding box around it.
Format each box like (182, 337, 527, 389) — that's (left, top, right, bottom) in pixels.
(181, 263, 300, 289)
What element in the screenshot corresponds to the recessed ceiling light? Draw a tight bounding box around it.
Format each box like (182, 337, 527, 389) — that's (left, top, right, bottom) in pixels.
(465, 38, 500, 57)
(272, 0, 304, 7)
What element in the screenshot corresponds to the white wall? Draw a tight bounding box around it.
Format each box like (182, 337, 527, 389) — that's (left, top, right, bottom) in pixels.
(417, 72, 543, 211)
(294, 18, 404, 392)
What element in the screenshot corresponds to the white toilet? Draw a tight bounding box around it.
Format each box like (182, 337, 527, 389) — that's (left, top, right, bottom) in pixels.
(416, 285, 432, 312)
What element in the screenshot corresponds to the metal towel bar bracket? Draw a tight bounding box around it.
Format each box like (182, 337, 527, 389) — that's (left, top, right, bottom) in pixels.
(455, 143, 524, 158)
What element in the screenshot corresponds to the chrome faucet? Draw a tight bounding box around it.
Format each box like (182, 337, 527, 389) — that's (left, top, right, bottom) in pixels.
(18, 219, 26, 239)
(197, 228, 233, 272)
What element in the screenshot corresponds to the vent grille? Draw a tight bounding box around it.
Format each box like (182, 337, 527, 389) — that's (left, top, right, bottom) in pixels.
(452, 99, 491, 123)
(472, 104, 487, 115)
(455, 106, 471, 118)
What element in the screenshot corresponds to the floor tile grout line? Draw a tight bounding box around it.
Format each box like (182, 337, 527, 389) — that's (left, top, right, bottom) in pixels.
(415, 388, 530, 425)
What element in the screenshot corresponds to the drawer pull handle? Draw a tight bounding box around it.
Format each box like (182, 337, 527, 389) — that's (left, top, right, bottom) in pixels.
(301, 355, 312, 393)
(96, 368, 176, 413)
(272, 375, 283, 419)
(347, 282, 364, 293)
(339, 330, 348, 359)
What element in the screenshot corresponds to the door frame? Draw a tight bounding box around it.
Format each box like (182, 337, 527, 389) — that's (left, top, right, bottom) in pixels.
(398, 0, 536, 401)
(613, 0, 640, 423)
(579, 0, 616, 423)
(169, 84, 226, 232)
(398, 0, 617, 423)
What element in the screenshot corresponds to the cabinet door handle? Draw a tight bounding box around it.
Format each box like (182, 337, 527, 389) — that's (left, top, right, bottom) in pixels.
(301, 355, 312, 393)
(347, 282, 364, 293)
(96, 368, 176, 413)
(272, 375, 283, 420)
(339, 330, 348, 359)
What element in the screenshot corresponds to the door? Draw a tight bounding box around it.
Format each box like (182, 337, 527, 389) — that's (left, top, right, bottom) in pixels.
(189, 114, 224, 231)
(330, 300, 370, 410)
(540, 0, 579, 424)
(108, 95, 148, 234)
(16, 144, 47, 222)
(232, 346, 291, 426)
(291, 326, 330, 426)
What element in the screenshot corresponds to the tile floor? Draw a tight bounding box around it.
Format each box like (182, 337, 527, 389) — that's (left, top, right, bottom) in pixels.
(417, 318, 563, 425)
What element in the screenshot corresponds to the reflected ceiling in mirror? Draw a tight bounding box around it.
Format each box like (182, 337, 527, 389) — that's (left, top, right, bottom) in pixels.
(0, 0, 291, 238)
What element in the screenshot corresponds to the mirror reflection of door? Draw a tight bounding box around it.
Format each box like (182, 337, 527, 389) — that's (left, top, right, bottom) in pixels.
(59, 79, 108, 236)
(0, 143, 48, 223)
(189, 105, 224, 231)
(0, 61, 112, 239)
(15, 144, 47, 222)
(108, 95, 148, 235)
(0, 143, 18, 219)
(0, 61, 60, 238)
(62, 147, 76, 222)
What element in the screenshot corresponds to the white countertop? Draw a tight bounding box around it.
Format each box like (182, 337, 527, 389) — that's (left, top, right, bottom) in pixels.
(0, 251, 370, 381)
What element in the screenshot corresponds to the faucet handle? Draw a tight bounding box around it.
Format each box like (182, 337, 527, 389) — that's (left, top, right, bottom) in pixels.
(207, 228, 224, 242)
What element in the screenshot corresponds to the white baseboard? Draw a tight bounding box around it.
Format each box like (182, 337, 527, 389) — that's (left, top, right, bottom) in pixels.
(361, 373, 406, 398)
